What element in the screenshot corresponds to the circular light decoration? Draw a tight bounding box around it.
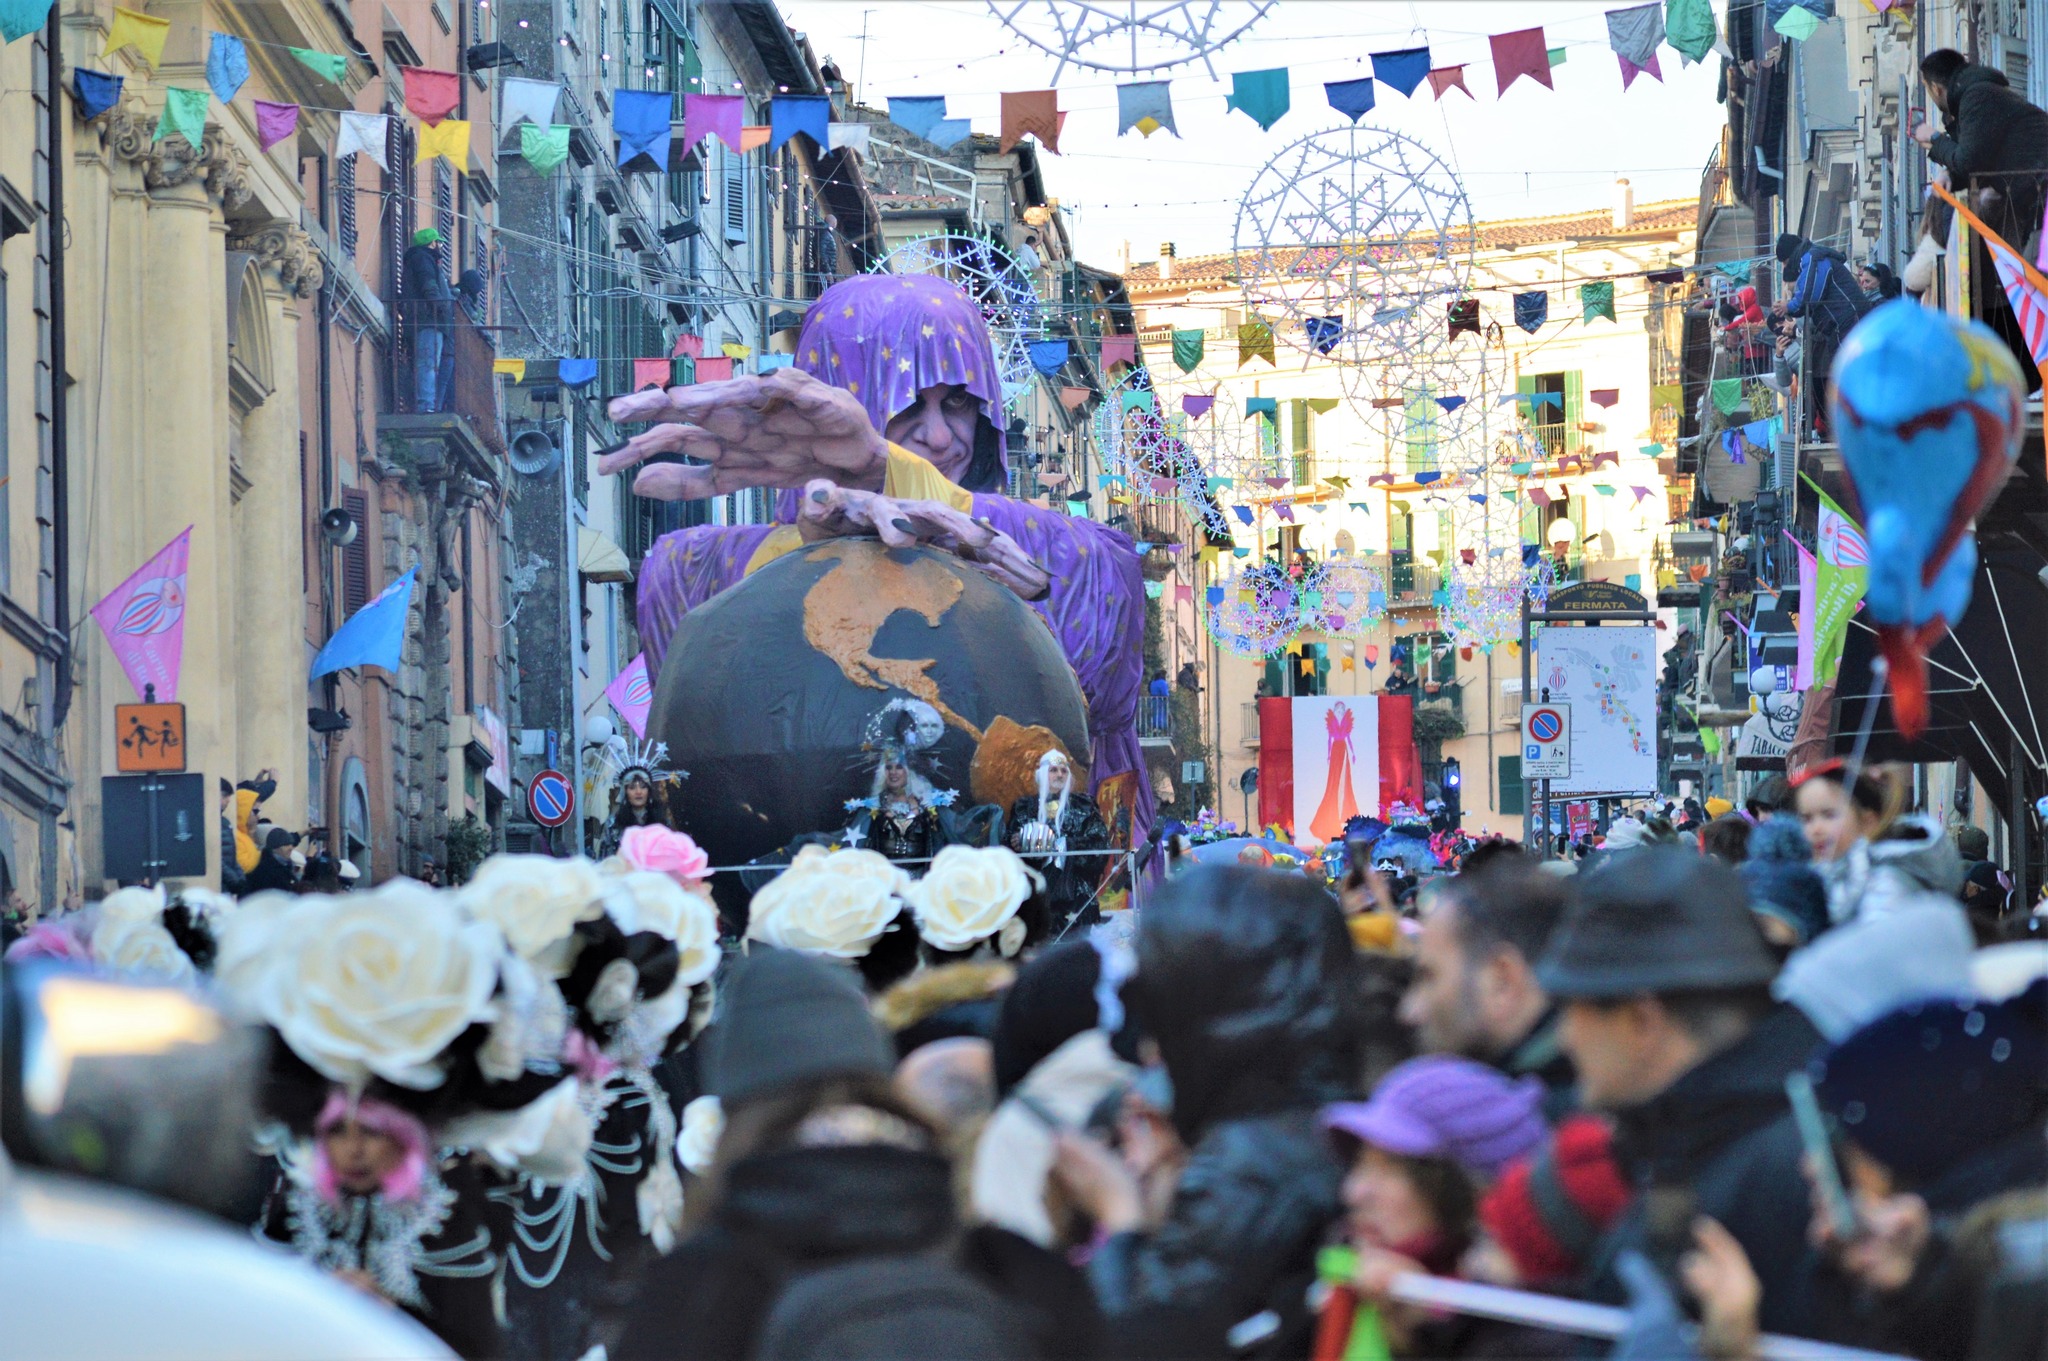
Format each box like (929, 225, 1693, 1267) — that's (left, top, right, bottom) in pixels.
(1439, 427, 1555, 650)
(986, 0, 1276, 79)
(873, 232, 1041, 416)
(1206, 559, 1308, 656)
(1094, 367, 1233, 540)
(1318, 559, 1388, 637)
(1231, 125, 1485, 443)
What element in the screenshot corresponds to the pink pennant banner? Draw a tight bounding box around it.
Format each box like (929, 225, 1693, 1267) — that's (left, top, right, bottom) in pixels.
(1630, 485, 1654, 502)
(1175, 584, 1194, 603)
(672, 333, 704, 358)
(1589, 389, 1620, 408)
(633, 358, 672, 391)
(255, 100, 300, 152)
(1427, 65, 1472, 100)
(1099, 335, 1137, 368)
(1489, 28, 1553, 95)
(682, 93, 743, 155)
(91, 526, 192, 702)
(1790, 532, 1817, 691)
(605, 653, 655, 738)
(693, 356, 735, 383)
(1592, 450, 1620, 468)
(1618, 52, 1663, 88)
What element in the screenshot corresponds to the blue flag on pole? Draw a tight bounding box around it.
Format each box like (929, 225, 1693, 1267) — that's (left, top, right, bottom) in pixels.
(312, 567, 417, 676)
(770, 95, 829, 152)
(613, 89, 671, 171)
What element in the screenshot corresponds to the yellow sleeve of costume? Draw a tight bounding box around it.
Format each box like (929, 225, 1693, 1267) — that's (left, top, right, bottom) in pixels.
(743, 444, 971, 576)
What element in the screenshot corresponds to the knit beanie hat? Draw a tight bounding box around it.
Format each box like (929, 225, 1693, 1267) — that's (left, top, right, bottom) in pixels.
(1323, 1056, 1548, 1182)
(990, 939, 1102, 1096)
(702, 948, 895, 1106)
(1742, 815, 1830, 946)
(1478, 1115, 1633, 1286)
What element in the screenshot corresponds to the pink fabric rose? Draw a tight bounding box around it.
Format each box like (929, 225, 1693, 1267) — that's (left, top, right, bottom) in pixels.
(619, 825, 711, 887)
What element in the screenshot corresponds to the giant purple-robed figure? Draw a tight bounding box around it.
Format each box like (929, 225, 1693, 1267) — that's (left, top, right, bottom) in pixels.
(629, 276, 1151, 835)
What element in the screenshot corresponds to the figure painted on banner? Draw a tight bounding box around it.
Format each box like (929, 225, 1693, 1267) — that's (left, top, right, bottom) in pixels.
(1007, 749, 1110, 930)
(1309, 701, 1363, 844)
(600, 273, 1152, 843)
(843, 699, 958, 864)
(400, 228, 455, 414)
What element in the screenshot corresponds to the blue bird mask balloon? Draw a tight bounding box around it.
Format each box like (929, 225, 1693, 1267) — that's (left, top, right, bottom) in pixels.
(1828, 302, 2024, 737)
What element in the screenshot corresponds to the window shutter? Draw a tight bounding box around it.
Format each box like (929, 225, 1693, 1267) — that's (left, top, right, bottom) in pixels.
(336, 154, 357, 258)
(1403, 385, 1436, 474)
(1499, 755, 1524, 814)
(342, 489, 371, 614)
(1563, 369, 1585, 452)
(723, 152, 746, 242)
(435, 162, 456, 274)
(1289, 400, 1313, 485)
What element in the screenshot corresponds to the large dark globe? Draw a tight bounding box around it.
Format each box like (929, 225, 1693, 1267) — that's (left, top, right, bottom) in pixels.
(650, 538, 1090, 871)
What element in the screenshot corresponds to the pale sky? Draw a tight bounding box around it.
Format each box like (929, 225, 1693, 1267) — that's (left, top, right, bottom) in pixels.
(782, 0, 1728, 266)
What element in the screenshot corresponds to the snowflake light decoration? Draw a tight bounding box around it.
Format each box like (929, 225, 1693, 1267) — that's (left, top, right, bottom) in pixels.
(987, 0, 1276, 79)
(873, 233, 1042, 416)
(1232, 126, 1489, 444)
(1094, 367, 1233, 539)
(1206, 559, 1310, 656)
(1318, 559, 1388, 637)
(1438, 427, 1555, 650)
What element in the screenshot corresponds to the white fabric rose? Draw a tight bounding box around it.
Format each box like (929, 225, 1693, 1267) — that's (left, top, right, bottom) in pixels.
(457, 855, 606, 977)
(94, 918, 198, 984)
(637, 1159, 684, 1255)
(602, 871, 721, 985)
(210, 891, 301, 1000)
(477, 951, 567, 1083)
(585, 957, 640, 1025)
(746, 851, 905, 958)
(908, 846, 1038, 953)
(219, 884, 503, 1091)
(444, 1076, 593, 1184)
(676, 1095, 724, 1175)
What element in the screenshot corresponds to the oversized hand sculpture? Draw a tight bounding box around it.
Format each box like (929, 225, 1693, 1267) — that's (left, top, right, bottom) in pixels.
(603, 371, 1050, 601)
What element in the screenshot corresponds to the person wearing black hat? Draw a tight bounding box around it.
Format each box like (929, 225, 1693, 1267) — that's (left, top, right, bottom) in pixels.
(617, 949, 1098, 1360)
(244, 826, 301, 895)
(1537, 849, 1823, 1336)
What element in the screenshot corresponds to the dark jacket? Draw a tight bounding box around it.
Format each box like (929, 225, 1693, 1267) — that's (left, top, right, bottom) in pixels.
(244, 850, 297, 895)
(401, 244, 454, 328)
(615, 1143, 1097, 1361)
(1092, 867, 1361, 1357)
(1498, 1006, 1578, 1122)
(1783, 242, 1871, 338)
(1585, 1004, 1826, 1337)
(1929, 66, 2048, 184)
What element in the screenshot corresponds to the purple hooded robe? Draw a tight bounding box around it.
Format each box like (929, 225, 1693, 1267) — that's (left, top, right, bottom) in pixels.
(632, 275, 1151, 841)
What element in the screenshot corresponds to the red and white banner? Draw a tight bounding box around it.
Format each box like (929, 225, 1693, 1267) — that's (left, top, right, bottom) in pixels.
(1257, 694, 1421, 843)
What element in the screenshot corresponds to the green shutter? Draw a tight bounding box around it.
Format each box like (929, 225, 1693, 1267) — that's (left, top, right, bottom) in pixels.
(1563, 370, 1585, 455)
(1403, 385, 1437, 474)
(1499, 755, 1525, 814)
(1264, 657, 1286, 696)
(1290, 400, 1313, 485)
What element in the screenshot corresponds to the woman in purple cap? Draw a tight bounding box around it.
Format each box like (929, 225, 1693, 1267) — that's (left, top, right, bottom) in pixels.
(601, 274, 1151, 839)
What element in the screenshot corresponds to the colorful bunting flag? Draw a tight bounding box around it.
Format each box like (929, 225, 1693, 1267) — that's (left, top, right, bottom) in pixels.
(1225, 67, 1290, 131)
(1306, 397, 1341, 413)
(1934, 182, 2048, 390)
(520, 123, 571, 172)
(1183, 393, 1216, 418)
(90, 526, 192, 701)
(1304, 315, 1343, 355)
(1324, 77, 1375, 122)
(1772, 4, 1821, 40)
(1513, 290, 1549, 333)
(254, 99, 299, 152)
(769, 94, 829, 151)
(1000, 89, 1061, 153)
(1028, 339, 1071, 374)
(1171, 328, 1204, 372)
(1371, 47, 1432, 96)
(0, 0, 53, 43)
(1667, 0, 1717, 65)
(73, 69, 123, 120)
(614, 89, 671, 170)
(104, 7, 169, 66)
(1436, 395, 1467, 413)
(738, 125, 771, 151)
(632, 358, 671, 390)
(1121, 389, 1156, 413)
(827, 122, 870, 152)
(1590, 389, 1619, 407)
(415, 118, 470, 167)
(1116, 80, 1176, 137)
(682, 92, 742, 155)
(693, 356, 734, 383)
(1489, 28, 1553, 95)
(1238, 319, 1275, 367)
(206, 32, 248, 104)
(1710, 377, 1745, 414)
(288, 46, 349, 84)
(402, 67, 461, 123)
(1427, 65, 1472, 99)
(1100, 334, 1136, 368)
(1060, 385, 1090, 410)
(1447, 298, 1480, 339)
(337, 111, 390, 169)
(888, 95, 947, 140)
(501, 76, 561, 130)
(1245, 397, 1278, 419)
(558, 358, 599, 388)
(153, 87, 209, 152)
(1580, 281, 1617, 323)
(672, 333, 703, 359)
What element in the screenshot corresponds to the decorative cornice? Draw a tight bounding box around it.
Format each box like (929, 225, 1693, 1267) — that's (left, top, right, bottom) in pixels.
(227, 222, 326, 299)
(100, 102, 254, 212)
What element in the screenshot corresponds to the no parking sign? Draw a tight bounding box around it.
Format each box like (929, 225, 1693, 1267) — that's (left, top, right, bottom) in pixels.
(528, 768, 575, 827)
(1521, 704, 1571, 779)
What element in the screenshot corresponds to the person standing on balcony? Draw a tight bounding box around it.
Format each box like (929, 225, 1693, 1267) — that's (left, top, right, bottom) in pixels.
(1915, 49, 2048, 251)
(402, 228, 455, 413)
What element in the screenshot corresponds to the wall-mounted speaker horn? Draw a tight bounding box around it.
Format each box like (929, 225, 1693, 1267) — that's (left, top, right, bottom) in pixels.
(320, 507, 358, 546)
(510, 428, 561, 476)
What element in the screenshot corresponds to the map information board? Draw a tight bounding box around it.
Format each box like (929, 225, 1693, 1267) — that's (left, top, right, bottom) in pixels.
(1533, 625, 1659, 796)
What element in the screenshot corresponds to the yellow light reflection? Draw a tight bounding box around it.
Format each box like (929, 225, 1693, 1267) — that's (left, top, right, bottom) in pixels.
(25, 976, 224, 1115)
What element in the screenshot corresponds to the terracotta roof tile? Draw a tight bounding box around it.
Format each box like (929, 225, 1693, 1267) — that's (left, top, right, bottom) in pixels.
(1125, 198, 1695, 290)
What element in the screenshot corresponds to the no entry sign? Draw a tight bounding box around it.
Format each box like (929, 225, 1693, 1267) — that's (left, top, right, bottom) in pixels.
(528, 768, 574, 827)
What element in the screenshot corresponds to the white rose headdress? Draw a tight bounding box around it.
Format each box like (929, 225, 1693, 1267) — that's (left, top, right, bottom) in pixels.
(746, 847, 909, 959)
(907, 846, 1042, 957)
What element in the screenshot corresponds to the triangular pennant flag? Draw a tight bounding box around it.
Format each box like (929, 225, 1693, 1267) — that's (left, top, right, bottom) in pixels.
(312, 568, 418, 678)
(1226, 67, 1289, 131)
(1324, 77, 1375, 122)
(558, 357, 599, 388)
(683, 93, 743, 154)
(1514, 291, 1549, 333)
(1666, 0, 1717, 64)
(1238, 319, 1275, 367)
(289, 47, 350, 84)
(672, 333, 703, 358)
(1371, 46, 1432, 96)
(827, 122, 870, 152)
(1171, 328, 1204, 372)
(1773, 4, 1821, 41)
(1100, 335, 1136, 368)
(90, 527, 194, 700)
(153, 87, 209, 152)
(633, 358, 672, 390)
(1590, 389, 1619, 408)
(614, 89, 672, 170)
(1447, 299, 1480, 339)
(1120, 389, 1156, 413)
(1489, 28, 1553, 95)
(254, 100, 299, 152)
(521, 123, 571, 172)
(73, 69, 123, 120)
(770, 94, 829, 151)
(415, 118, 471, 167)
(1000, 89, 1060, 152)
(888, 96, 947, 140)
(501, 76, 561, 130)
(1183, 393, 1216, 418)
(1116, 80, 1177, 137)
(104, 7, 169, 66)
(1580, 281, 1617, 323)
(1060, 386, 1090, 410)
(337, 111, 390, 170)
(493, 358, 526, 381)
(1619, 52, 1664, 88)
(721, 343, 752, 361)
(925, 117, 972, 148)
(206, 33, 248, 104)
(1427, 65, 1472, 99)
(401, 67, 461, 124)
(1028, 339, 1071, 374)
(0, 0, 53, 44)
(1436, 396, 1467, 413)
(1245, 396, 1278, 419)
(1306, 397, 1341, 413)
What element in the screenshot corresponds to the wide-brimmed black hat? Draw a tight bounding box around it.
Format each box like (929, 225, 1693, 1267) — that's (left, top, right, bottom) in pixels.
(1538, 849, 1779, 999)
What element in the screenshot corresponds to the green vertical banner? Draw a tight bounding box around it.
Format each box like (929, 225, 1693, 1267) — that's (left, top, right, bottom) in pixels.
(1809, 480, 1868, 686)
